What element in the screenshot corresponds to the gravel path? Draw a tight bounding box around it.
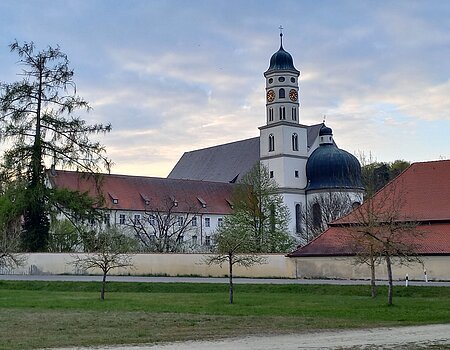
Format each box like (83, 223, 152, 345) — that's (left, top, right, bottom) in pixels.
(53, 324, 450, 350)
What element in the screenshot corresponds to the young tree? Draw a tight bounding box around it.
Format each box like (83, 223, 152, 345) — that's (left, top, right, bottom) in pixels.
(0, 41, 112, 251)
(0, 182, 25, 269)
(230, 163, 294, 253)
(344, 181, 421, 305)
(125, 197, 200, 253)
(205, 217, 266, 304)
(72, 227, 136, 300)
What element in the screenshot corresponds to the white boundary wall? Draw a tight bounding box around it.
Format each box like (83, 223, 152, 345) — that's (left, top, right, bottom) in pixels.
(2, 253, 449, 281)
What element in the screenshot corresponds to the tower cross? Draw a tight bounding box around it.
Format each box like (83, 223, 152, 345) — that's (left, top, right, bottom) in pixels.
(279, 25, 284, 46)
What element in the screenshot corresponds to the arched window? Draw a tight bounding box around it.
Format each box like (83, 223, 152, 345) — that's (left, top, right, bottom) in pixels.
(269, 134, 274, 152)
(268, 108, 274, 122)
(292, 133, 298, 151)
(279, 88, 285, 99)
(312, 203, 322, 229)
(295, 204, 302, 233)
(279, 106, 286, 120)
(292, 107, 297, 121)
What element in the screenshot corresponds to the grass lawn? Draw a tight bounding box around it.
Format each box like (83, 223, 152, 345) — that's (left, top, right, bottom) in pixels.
(0, 281, 449, 349)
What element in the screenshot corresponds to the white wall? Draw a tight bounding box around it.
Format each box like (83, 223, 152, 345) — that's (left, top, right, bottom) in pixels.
(4, 253, 450, 281)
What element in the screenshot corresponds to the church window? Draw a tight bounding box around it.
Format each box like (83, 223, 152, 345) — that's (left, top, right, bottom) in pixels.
(278, 77, 285, 82)
(268, 78, 273, 84)
(292, 133, 298, 151)
(291, 77, 295, 83)
(295, 204, 302, 233)
(269, 108, 274, 122)
(312, 203, 322, 229)
(279, 88, 285, 99)
(292, 107, 297, 121)
(205, 217, 211, 227)
(269, 134, 275, 152)
(279, 106, 286, 120)
(270, 171, 274, 178)
(295, 170, 299, 178)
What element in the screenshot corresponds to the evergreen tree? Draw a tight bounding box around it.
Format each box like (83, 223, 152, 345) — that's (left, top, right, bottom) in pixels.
(0, 41, 111, 251)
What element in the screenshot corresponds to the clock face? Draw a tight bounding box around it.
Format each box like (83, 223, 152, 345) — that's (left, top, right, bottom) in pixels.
(267, 90, 275, 103)
(289, 89, 298, 102)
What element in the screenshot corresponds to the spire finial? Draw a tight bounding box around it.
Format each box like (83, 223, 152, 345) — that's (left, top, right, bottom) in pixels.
(323, 115, 327, 124)
(279, 25, 284, 47)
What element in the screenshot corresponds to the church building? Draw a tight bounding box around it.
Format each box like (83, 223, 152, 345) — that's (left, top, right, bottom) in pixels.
(50, 34, 364, 249)
(168, 33, 364, 237)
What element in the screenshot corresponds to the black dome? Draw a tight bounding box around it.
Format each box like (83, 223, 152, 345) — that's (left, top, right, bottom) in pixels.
(265, 45, 299, 75)
(319, 124, 333, 136)
(306, 144, 364, 191)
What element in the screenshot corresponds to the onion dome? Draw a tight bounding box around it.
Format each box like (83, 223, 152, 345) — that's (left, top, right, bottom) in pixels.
(319, 124, 333, 136)
(306, 138, 364, 191)
(264, 33, 299, 75)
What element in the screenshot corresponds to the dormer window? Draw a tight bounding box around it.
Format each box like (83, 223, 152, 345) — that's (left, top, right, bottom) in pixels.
(197, 197, 207, 208)
(109, 192, 118, 205)
(140, 193, 150, 206)
(170, 196, 178, 207)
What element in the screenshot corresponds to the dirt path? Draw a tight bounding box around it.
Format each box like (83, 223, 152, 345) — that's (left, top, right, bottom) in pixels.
(56, 324, 450, 349)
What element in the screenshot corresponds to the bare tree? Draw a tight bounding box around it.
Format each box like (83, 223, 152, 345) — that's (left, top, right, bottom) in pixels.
(124, 197, 201, 253)
(343, 180, 422, 305)
(72, 227, 135, 300)
(205, 216, 266, 304)
(299, 192, 355, 243)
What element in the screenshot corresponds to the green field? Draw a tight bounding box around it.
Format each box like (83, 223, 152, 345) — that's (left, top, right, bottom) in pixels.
(0, 281, 449, 349)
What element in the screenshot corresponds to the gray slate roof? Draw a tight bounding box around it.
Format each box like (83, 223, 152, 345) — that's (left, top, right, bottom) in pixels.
(168, 124, 323, 183)
(168, 137, 260, 183)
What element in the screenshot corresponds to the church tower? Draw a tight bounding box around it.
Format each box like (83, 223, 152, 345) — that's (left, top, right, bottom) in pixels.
(259, 31, 309, 235)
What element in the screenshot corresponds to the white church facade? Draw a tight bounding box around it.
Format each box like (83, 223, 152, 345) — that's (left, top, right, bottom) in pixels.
(49, 34, 364, 250)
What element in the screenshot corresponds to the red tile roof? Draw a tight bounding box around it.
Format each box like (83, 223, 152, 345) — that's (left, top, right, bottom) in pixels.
(48, 170, 236, 215)
(289, 160, 450, 257)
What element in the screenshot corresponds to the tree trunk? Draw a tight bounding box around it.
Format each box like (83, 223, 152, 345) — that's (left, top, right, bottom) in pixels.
(370, 249, 377, 298)
(228, 253, 233, 304)
(101, 271, 107, 300)
(386, 254, 393, 306)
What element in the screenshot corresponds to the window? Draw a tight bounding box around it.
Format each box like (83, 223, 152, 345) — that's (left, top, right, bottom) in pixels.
(292, 107, 297, 121)
(218, 218, 223, 227)
(279, 88, 285, 98)
(179, 235, 184, 242)
(134, 214, 141, 224)
(192, 235, 198, 245)
(149, 214, 156, 226)
(205, 217, 210, 227)
(312, 203, 322, 229)
(119, 214, 126, 225)
(191, 216, 197, 226)
(295, 170, 299, 178)
(292, 133, 298, 151)
(291, 77, 295, 83)
(269, 134, 275, 152)
(269, 108, 274, 122)
(205, 235, 211, 246)
(268, 78, 273, 84)
(177, 216, 184, 226)
(270, 171, 274, 178)
(104, 213, 110, 226)
(295, 204, 302, 233)
(278, 77, 285, 82)
(279, 106, 286, 120)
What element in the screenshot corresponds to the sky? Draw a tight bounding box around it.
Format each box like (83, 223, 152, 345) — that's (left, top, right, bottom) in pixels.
(1, 0, 449, 177)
